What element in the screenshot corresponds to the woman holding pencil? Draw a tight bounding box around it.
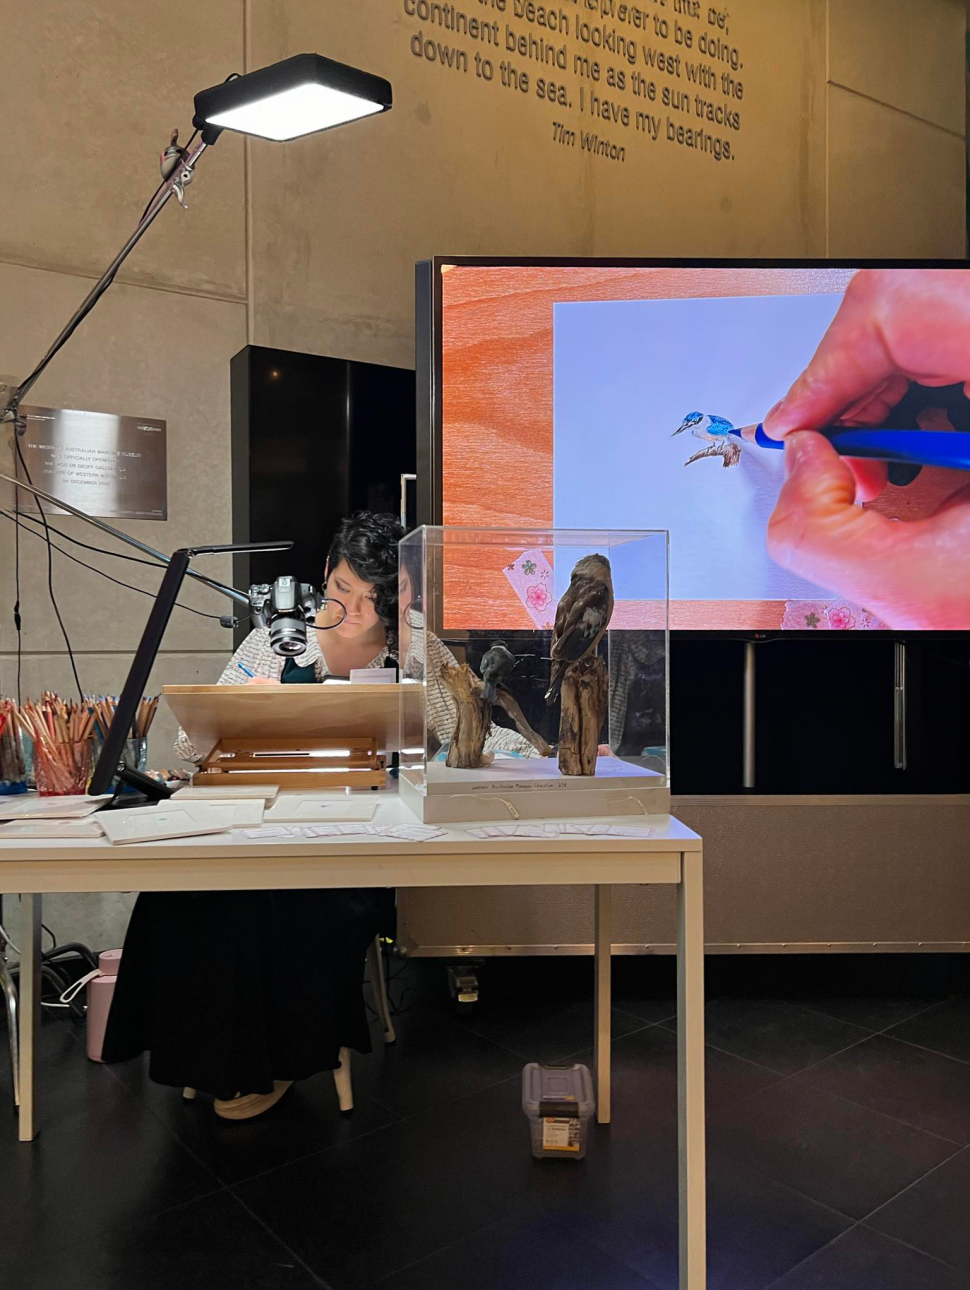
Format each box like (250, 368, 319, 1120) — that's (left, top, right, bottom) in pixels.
(102, 513, 531, 1122)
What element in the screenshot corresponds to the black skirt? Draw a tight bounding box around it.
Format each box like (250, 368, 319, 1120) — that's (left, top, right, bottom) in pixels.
(101, 887, 386, 1099)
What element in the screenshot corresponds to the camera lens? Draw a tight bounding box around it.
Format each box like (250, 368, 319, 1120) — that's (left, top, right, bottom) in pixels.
(268, 614, 307, 656)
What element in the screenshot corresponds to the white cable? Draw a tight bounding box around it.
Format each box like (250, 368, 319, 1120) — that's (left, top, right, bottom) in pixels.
(60, 968, 99, 1005)
(448, 793, 521, 819)
(0, 920, 20, 956)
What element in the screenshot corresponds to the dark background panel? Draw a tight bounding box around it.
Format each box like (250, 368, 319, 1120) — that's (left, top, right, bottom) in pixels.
(230, 345, 416, 627)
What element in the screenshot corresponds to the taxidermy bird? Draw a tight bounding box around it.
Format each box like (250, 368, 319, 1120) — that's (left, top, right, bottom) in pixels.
(544, 554, 614, 706)
(672, 411, 743, 468)
(479, 640, 515, 703)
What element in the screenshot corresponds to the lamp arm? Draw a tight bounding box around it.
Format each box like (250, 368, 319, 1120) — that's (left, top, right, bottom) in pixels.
(0, 470, 258, 609)
(1, 136, 209, 418)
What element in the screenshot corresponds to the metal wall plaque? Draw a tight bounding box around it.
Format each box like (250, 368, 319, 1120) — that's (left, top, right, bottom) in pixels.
(14, 406, 167, 519)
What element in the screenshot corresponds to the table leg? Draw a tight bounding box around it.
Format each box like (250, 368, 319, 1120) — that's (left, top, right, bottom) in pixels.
(594, 883, 612, 1125)
(677, 852, 706, 1289)
(18, 894, 42, 1142)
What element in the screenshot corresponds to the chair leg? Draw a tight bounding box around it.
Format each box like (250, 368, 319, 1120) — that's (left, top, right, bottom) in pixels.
(367, 937, 396, 1045)
(0, 962, 19, 1109)
(333, 1046, 353, 1114)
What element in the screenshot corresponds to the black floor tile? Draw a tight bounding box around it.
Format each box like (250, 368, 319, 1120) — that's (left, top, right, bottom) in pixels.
(574, 1024, 779, 1136)
(546, 1130, 851, 1290)
(6, 1190, 322, 1290)
(377, 1211, 658, 1289)
(342, 1004, 524, 1116)
(789, 996, 940, 1033)
(0, 1020, 220, 1274)
(795, 1034, 970, 1144)
(662, 998, 870, 1076)
(109, 1048, 400, 1186)
(612, 957, 677, 1024)
(866, 1146, 970, 1272)
(767, 1224, 964, 1290)
(458, 998, 648, 1064)
(886, 997, 970, 1065)
(710, 1079, 959, 1220)
(233, 1076, 603, 1289)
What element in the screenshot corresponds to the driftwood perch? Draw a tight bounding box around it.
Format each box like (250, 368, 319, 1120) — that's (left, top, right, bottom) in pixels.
(440, 662, 553, 768)
(558, 654, 608, 776)
(441, 663, 492, 768)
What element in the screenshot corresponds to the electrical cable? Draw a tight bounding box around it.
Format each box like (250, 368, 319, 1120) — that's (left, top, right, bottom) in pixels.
(0, 920, 20, 956)
(0, 509, 226, 622)
(43, 922, 56, 949)
(14, 431, 82, 696)
(13, 479, 22, 703)
(14, 508, 173, 569)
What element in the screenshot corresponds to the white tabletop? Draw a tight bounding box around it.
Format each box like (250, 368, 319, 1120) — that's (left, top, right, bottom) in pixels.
(0, 792, 700, 894)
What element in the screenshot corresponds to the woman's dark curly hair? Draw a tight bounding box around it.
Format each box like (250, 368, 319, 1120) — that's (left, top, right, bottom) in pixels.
(326, 511, 405, 650)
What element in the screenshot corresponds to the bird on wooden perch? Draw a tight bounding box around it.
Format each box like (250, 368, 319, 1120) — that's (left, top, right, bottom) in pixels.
(544, 554, 614, 706)
(479, 640, 515, 703)
(671, 411, 743, 467)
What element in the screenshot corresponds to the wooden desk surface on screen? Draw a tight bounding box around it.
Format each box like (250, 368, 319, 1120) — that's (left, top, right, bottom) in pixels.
(162, 684, 403, 760)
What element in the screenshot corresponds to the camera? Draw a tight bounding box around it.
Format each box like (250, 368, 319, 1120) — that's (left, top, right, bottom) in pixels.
(248, 576, 323, 656)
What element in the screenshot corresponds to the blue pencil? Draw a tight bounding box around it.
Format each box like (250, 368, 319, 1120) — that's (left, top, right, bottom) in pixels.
(735, 423, 970, 471)
(236, 662, 256, 679)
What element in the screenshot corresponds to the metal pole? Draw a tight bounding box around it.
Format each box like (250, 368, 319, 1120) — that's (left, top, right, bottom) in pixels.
(18, 894, 42, 1141)
(2, 138, 208, 414)
(400, 473, 417, 528)
(743, 640, 756, 791)
(894, 640, 907, 770)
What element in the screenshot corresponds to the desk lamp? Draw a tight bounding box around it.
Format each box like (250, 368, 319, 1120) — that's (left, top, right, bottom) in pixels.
(0, 53, 393, 800)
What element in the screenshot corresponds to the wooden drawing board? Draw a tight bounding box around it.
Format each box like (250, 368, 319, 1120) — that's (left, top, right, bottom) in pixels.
(162, 684, 403, 760)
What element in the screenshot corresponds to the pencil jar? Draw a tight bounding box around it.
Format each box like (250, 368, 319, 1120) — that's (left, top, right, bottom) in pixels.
(123, 737, 149, 774)
(34, 739, 93, 796)
(0, 712, 27, 795)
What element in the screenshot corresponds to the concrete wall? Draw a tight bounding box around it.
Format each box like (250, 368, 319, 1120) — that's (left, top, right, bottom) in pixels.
(0, 0, 966, 948)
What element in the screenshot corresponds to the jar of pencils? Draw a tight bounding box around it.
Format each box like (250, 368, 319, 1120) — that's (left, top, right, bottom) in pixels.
(18, 696, 97, 796)
(0, 701, 27, 795)
(33, 739, 93, 796)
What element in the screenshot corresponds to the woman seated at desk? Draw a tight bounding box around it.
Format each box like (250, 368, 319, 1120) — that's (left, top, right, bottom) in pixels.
(103, 511, 533, 1121)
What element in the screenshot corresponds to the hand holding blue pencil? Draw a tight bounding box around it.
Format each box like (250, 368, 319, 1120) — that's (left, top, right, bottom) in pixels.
(761, 267, 970, 630)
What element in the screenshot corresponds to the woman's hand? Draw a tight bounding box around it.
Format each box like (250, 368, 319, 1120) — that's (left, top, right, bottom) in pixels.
(245, 675, 276, 685)
(767, 431, 970, 629)
(763, 269, 970, 627)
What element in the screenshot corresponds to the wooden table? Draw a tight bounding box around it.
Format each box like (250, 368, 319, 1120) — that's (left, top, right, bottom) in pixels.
(0, 802, 706, 1289)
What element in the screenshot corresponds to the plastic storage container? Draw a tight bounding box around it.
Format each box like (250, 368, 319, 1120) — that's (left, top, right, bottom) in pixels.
(522, 1062, 595, 1160)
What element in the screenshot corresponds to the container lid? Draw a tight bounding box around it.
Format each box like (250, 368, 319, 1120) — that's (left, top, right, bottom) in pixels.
(98, 948, 122, 974)
(521, 1062, 595, 1117)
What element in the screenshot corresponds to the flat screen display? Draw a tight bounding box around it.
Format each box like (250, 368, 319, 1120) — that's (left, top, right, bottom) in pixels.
(430, 261, 970, 632)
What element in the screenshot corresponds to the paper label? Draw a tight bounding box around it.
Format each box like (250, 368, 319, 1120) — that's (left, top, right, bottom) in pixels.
(541, 1117, 581, 1152)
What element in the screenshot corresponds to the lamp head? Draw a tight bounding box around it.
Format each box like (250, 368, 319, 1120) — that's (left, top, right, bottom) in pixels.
(193, 53, 392, 144)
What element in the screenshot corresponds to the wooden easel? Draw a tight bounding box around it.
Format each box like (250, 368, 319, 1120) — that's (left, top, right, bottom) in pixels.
(195, 735, 386, 790)
(162, 683, 401, 791)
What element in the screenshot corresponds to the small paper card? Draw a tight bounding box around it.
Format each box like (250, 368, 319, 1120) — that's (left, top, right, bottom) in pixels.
(502, 549, 558, 630)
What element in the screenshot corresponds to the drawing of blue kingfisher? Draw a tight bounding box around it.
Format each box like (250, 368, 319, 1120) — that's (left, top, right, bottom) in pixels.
(672, 411, 743, 468)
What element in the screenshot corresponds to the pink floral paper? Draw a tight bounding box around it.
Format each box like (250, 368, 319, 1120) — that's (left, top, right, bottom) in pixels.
(782, 599, 888, 631)
(503, 549, 558, 629)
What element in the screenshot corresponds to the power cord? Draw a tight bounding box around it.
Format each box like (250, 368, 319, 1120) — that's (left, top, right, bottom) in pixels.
(13, 429, 82, 697)
(13, 478, 22, 702)
(0, 508, 225, 622)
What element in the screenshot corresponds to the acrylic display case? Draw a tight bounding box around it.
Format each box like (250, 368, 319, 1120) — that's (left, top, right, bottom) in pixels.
(398, 526, 669, 823)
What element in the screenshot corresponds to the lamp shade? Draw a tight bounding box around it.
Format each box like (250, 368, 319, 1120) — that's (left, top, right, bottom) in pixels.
(193, 53, 392, 143)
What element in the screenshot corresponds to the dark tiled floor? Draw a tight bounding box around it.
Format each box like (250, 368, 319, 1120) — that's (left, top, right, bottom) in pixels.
(1, 956, 969, 1289)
